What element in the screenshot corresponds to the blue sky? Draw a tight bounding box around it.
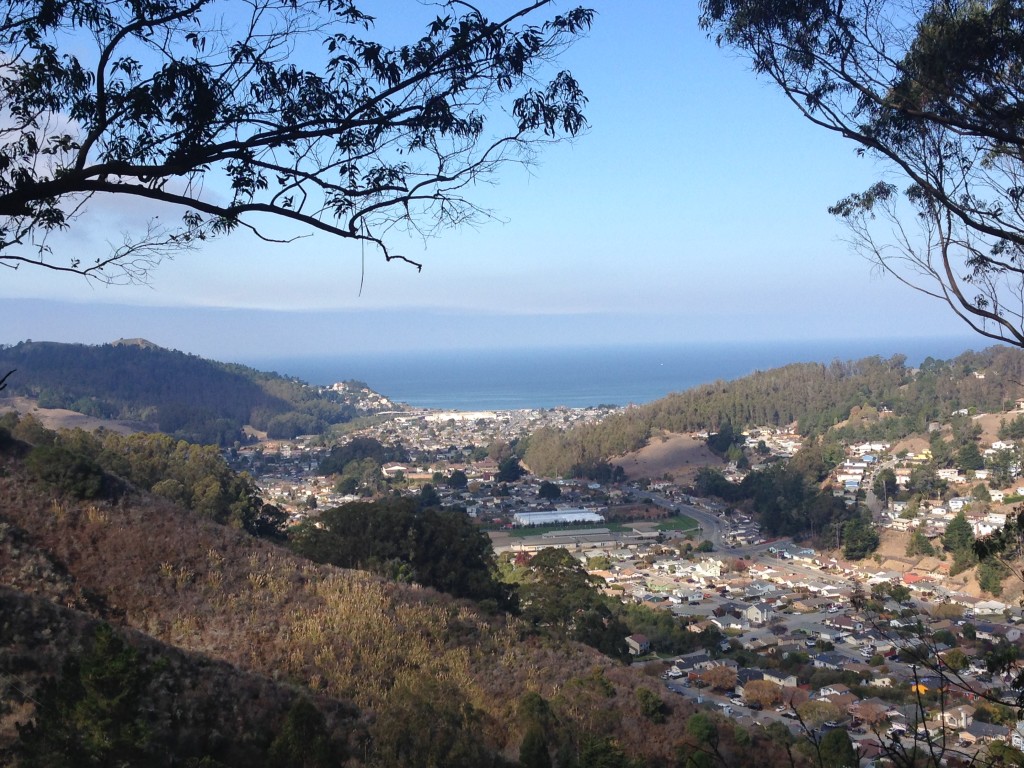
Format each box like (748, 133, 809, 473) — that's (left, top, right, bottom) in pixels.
(1, 2, 980, 361)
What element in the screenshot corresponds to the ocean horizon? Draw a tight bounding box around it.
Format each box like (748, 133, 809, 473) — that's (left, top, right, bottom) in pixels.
(245, 337, 986, 411)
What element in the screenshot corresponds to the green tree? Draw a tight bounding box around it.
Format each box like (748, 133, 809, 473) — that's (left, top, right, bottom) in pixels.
(944, 511, 975, 553)
(842, 514, 879, 560)
(683, 712, 720, 767)
(707, 420, 739, 455)
(979, 557, 1010, 596)
(267, 698, 335, 768)
(418, 483, 441, 509)
(957, 442, 985, 472)
(367, 676, 496, 768)
(0, 0, 592, 282)
(701, 0, 1024, 347)
(908, 465, 944, 498)
(886, 582, 911, 604)
(513, 547, 629, 659)
(290, 498, 515, 608)
(538, 480, 561, 500)
(818, 728, 857, 768)
(988, 741, 1024, 768)
(497, 456, 527, 483)
(1000, 416, 1024, 440)
(519, 724, 552, 768)
(447, 469, 469, 490)
(578, 736, 632, 768)
(906, 529, 935, 558)
(319, 437, 398, 475)
(25, 443, 109, 500)
(17, 624, 151, 767)
(872, 468, 897, 503)
(635, 687, 667, 724)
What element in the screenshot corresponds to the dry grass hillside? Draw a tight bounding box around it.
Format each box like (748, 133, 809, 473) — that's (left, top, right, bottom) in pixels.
(830, 529, 1024, 605)
(613, 431, 723, 483)
(0, 395, 143, 434)
(0, 453, 796, 767)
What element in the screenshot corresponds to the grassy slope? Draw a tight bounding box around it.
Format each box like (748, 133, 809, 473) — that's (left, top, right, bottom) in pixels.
(0, 455, 759, 765)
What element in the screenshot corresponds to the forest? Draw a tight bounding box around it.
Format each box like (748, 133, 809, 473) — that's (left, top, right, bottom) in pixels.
(523, 347, 1024, 477)
(0, 340, 372, 444)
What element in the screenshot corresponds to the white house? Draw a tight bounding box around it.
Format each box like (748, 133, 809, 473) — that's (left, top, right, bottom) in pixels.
(745, 602, 773, 625)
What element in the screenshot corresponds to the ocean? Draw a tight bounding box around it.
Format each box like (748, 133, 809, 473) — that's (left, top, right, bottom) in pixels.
(247, 337, 985, 411)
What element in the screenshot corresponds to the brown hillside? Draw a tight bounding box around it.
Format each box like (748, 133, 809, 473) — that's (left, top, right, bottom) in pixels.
(614, 431, 723, 483)
(0, 395, 143, 434)
(0, 456, 795, 767)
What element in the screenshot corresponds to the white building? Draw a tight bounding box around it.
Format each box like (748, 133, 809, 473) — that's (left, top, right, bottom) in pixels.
(513, 510, 604, 526)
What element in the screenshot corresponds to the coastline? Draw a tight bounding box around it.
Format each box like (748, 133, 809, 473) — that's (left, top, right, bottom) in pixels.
(246, 337, 984, 411)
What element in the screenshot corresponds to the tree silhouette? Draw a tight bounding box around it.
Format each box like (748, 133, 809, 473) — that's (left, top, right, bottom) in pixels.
(701, 0, 1024, 347)
(0, 0, 591, 283)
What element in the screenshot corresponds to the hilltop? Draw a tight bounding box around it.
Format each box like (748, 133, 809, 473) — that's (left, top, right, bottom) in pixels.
(0, 340, 398, 445)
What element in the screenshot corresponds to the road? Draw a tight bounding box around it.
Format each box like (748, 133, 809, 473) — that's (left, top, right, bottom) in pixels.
(664, 679, 801, 732)
(639, 492, 731, 549)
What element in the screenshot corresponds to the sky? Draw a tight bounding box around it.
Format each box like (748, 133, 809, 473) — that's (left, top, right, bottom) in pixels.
(0, 2, 983, 362)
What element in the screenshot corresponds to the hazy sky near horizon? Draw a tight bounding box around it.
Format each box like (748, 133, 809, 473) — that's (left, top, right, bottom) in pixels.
(1, 2, 981, 360)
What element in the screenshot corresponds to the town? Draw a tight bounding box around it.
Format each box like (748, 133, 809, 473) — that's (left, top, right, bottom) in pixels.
(227, 389, 1024, 766)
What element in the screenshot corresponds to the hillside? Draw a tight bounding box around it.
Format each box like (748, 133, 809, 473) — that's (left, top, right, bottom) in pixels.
(524, 346, 1024, 477)
(0, 340, 393, 445)
(0, 430, 796, 768)
(613, 431, 724, 483)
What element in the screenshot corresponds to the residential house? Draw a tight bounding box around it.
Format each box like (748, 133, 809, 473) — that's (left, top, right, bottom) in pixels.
(811, 652, 847, 670)
(962, 721, 1006, 745)
(763, 671, 798, 688)
(625, 634, 650, 656)
(826, 615, 864, 633)
(744, 602, 773, 626)
(821, 691, 860, 715)
(818, 684, 851, 698)
(674, 652, 710, 672)
(941, 705, 975, 730)
(1010, 720, 1024, 751)
(974, 622, 1022, 642)
(736, 669, 765, 697)
(742, 636, 778, 653)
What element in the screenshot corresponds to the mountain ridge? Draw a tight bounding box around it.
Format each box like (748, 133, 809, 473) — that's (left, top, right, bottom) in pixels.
(0, 340, 393, 445)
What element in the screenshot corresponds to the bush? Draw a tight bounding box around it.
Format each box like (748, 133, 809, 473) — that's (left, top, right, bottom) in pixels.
(26, 444, 110, 499)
